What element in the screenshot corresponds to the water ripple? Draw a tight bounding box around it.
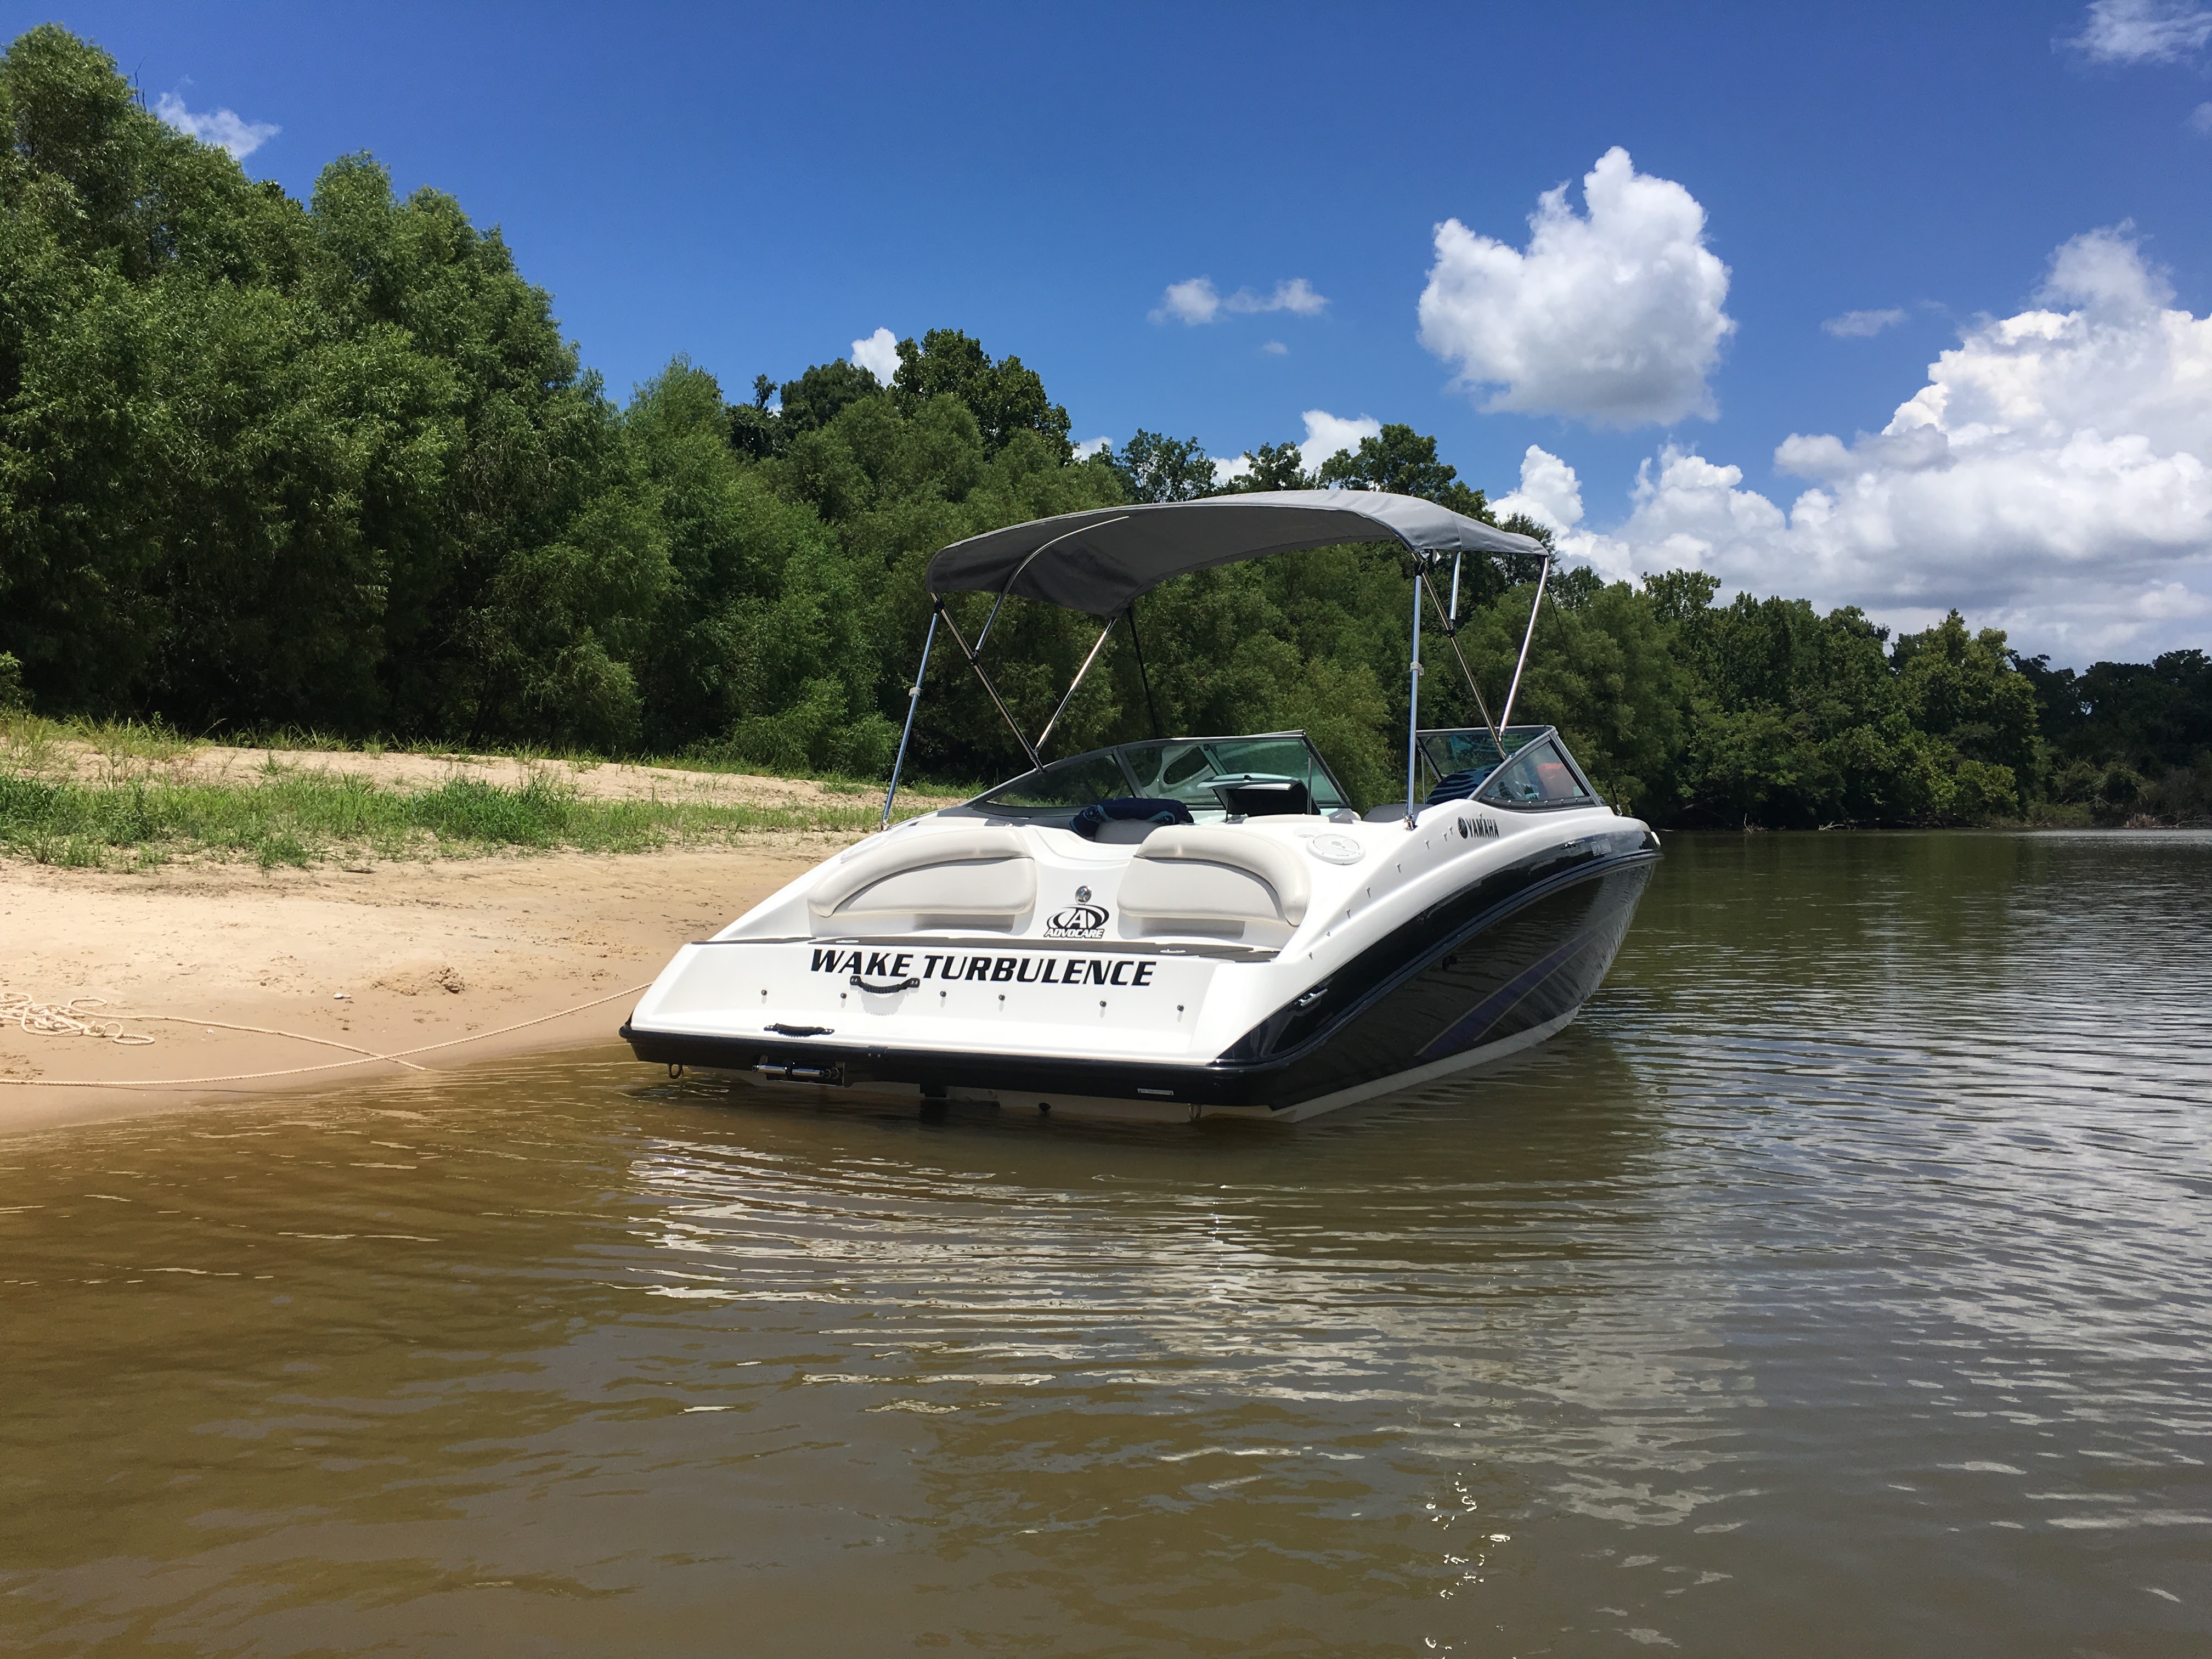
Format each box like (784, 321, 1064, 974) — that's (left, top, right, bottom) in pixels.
(0, 832, 2207, 1654)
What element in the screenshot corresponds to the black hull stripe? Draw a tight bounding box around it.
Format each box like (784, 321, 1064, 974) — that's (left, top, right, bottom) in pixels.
(1414, 923, 1606, 1063)
(1220, 843, 1658, 1067)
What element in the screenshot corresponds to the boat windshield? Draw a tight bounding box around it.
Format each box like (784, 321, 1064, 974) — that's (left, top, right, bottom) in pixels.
(1417, 725, 1600, 810)
(1474, 735, 1599, 810)
(968, 731, 1349, 821)
(1415, 725, 1549, 794)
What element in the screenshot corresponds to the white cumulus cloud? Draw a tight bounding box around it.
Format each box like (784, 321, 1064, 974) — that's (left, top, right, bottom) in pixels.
(1538, 227, 2212, 659)
(1492, 445, 1587, 536)
(1823, 307, 1908, 338)
(1150, 275, 1327, 325)
(1226, 278, 1327, 317)
(2067, 0, 2212, 63)
(1152, 278, 1222, 325)
(1297, 409, 1382, 476)
(1071, 436, 1111, 460)
(2191, 100, 2212, 132)
(154, 91, 279, 160)
(850, 326, 900, 385)
(1417, 146, 1735, 427)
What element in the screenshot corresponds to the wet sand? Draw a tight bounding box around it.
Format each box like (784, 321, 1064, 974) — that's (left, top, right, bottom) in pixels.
(0, 842, 853, 1134)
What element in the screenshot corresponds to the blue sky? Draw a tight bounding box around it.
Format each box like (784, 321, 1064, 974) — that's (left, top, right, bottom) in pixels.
(19, 0, 2212, 662)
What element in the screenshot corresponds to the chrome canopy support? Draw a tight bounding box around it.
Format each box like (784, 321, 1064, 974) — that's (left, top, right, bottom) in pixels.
(1404, 554, 1426, 827)
(936, 600, 1042, 774)
(1419, 570, 1504, 760)
(1127, 597, 1165, 738)
(879, 609, 940, 831)
(944, 515, 1134, 780)
(974, 586, 1015, 658)
(1499, 554, 1551, 731)
(1034, 613, 1120, 758)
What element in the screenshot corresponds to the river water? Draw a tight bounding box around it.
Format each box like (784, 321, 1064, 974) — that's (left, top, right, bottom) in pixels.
(3, 832, 2208, 1656)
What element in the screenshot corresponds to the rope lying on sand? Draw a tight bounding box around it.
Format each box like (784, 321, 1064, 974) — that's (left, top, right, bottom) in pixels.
(0, 983, 652, 1090)
(1, 988, 156, 1045)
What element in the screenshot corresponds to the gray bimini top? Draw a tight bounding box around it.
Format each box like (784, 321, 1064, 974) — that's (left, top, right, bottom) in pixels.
(924, 489, 1544, 618)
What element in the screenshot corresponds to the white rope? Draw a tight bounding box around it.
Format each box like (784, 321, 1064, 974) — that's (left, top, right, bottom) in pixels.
(0, 983, 652, 1090)
(1, 988, 156, 1045)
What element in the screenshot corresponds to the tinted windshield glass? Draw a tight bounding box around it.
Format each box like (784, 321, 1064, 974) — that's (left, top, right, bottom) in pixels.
(1475, 737, 1596, 809)
(974, 752, 1131, 812)
(1416, 726, 1546, 781)
(1118, 736, 1346, 813)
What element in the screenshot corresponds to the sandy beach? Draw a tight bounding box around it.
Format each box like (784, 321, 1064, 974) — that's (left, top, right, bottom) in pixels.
(0, 839, 855, 1135)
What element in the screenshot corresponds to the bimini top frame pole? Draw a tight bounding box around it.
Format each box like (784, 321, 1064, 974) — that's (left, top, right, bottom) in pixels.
(895, 515, 1136, 811)
(1498, 553, 1551, 731)
(879, 610, 940, 830)
(1419, 566, 1504, 760)
(1403, 554, 1426, 827)
(936, 600, 1041, 775)
(1034, 613, 1120, 758)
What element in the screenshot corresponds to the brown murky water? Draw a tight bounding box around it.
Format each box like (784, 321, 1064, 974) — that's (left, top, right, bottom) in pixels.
(3, 832, 2209, 1656)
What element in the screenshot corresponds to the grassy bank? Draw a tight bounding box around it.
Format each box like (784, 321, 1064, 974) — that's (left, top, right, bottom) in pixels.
(0, 771, 905, 868)
(0, 709, 962, 793)
(0, 714, 940, 868)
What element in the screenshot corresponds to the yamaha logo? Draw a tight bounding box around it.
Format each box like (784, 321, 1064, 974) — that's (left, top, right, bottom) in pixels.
(1046, 902, 1109, 938)
(1457, 815, 1499, 839)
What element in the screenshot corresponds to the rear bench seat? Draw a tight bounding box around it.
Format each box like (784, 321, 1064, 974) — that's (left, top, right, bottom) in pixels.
(808, 826, 1037, 932)
(1117, 825, 1310, 941)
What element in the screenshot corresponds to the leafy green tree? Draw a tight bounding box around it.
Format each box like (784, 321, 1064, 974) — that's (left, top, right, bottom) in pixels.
(726, 374, 781, 459)
(2014, 647, 2211, 821)
(1316, 422, 1489, 520)
(1217, 440, 1311, 493)
(625, 359, 824, 749)
(1109, 430, 1215, 503)
(891, 329, 1070, 458)
(2024, 647, 2211, 770)
(775, 357, 882, 435)
(1892, 611, 2038, 795)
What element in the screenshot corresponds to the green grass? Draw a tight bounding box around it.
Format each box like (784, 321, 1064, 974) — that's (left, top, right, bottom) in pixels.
(0, 709, 988, 800)
(0, 771, 908, 870)
(0, 707, 983, 867)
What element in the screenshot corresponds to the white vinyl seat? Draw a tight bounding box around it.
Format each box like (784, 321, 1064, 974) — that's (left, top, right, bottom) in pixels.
(1118, 825, 1311, 939)
(808, 826, 1036, 931)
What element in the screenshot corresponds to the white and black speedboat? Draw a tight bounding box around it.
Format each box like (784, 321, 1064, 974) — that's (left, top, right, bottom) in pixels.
(621, 490, 1659, 1121)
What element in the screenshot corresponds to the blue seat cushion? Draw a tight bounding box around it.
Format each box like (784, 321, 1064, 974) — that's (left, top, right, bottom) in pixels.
(1423, 764, 1499, 806)
(1070, 797, 1196, 839)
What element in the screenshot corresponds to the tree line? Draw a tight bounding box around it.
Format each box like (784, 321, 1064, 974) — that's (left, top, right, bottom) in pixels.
(3, 26, 2207, 826)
